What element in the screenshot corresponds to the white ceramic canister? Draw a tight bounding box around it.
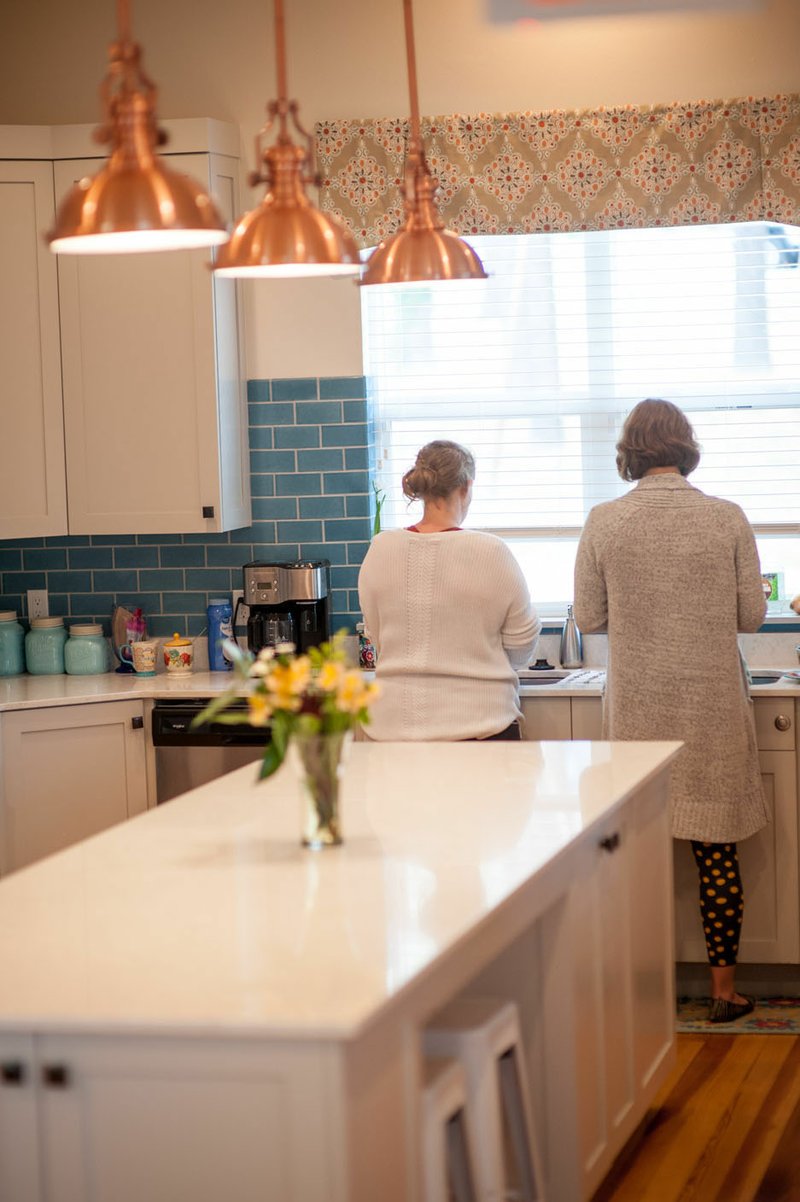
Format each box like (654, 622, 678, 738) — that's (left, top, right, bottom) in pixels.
(163, 633, 194, 674)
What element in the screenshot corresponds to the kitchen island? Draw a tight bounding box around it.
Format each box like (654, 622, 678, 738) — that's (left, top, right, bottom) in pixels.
(0, 739, 680, 1201)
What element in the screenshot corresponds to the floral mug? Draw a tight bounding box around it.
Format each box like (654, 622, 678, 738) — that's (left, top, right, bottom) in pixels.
(163, 633, 194, 674)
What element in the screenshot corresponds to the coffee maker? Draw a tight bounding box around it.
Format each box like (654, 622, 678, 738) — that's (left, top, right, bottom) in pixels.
(243, 561, 331, 655)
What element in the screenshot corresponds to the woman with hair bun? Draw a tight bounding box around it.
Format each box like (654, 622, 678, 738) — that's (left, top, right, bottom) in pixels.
(358, 440, 540, 742)
(574, 398, 767, 1024)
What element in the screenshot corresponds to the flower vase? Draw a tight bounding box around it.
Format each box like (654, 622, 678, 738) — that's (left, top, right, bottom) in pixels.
(290, 730, 351, 849)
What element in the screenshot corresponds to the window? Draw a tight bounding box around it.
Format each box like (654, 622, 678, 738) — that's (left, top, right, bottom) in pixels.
(361, 222, 800, 617)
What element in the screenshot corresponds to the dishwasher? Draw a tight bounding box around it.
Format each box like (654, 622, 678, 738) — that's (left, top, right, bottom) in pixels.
(151, 699, 266, 803)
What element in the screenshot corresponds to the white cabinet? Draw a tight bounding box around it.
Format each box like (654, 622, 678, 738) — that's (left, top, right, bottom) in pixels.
(570, 772, 675, 1198)
(0, 700, 150, 874)
(0, 1033, 343, 1202)
(674, 697, 799, 964)
(520, 695, 571, 740)
(0, 121, 251, 537)
(520, 694, 603, 740)
(0, 160, 67, 538)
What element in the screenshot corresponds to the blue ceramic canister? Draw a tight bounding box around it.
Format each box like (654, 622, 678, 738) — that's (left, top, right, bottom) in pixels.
(207, 597, 233, 672)
(25, 616, 68, 675)
(64, 623, 110, 676)
(0, 610, 25, 676)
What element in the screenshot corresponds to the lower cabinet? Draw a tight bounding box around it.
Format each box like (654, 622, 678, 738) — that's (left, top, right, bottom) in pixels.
(570, 770, 675, 1198)
(674, 698, 799, 964)
(0, 1033, 342, 1202)
(0, 702, 150, 875)
(520, 695, 602, 741)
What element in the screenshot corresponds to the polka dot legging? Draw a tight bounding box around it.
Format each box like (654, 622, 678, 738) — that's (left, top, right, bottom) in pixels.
(690, 841, 744, 967)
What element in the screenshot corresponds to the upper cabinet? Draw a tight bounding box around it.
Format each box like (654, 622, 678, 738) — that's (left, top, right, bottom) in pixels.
(0, 120, 251, 538)
(0, 157, 68, 538)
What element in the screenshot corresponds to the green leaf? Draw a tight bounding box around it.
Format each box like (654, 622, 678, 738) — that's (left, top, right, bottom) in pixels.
(258, 741, 284, 779)
(270, 710, 292, 759)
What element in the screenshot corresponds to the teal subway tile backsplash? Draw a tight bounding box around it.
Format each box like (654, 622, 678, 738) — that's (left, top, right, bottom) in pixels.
(247, 379, 271, 402)
(320, 376, 367, 400)
(0, 376, 373, 634)
(271, 377, 317, 401)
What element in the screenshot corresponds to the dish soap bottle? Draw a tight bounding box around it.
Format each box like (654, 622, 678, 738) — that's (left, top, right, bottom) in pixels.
(560, 604, 583, 669)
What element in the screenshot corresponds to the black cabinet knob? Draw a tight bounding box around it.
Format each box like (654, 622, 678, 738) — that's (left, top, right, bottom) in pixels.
(599, 832, 620, 853)
(1, 1061, 26, 1085)
(131, 715, 144, 730)
(42, 1064, 70, 1088)
(202, 505, 215, 519)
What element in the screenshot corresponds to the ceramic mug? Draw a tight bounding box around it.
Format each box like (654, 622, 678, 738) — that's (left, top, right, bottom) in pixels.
(131, 639, 158, 676)
(163, 634, 194, 674)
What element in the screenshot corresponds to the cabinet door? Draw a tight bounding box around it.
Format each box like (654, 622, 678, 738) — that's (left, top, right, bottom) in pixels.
(0, 1034, 41, 1202)
(571, 697, 603, 740)
(571, 772, 675, 1199)
(54, 154, 249, 535)
(34, 1035, 344, 1202)
(519, 697, 571, 740)
(673, 748, 799, 963)
(0, 701, 149, 874)
(571, 812, 634, 1195)
(0, 161, 67, 538)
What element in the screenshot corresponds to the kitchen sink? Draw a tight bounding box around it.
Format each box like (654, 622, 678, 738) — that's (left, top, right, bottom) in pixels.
(518, 668, 575, 684)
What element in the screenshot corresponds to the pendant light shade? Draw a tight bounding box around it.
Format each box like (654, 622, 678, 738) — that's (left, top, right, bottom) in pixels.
(47, 1, 227, 255)
(213, 0, 360, 279)
(360, 0, 487, 287)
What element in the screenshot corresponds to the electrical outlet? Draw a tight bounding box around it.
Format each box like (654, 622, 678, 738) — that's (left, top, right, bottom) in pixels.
(232, 590, 248, 627)
(27, 589, 49, 619)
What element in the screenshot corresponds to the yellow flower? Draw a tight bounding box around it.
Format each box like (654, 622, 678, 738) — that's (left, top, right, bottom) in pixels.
(317, 660, 344, 692)
(247, 691, 273, 726)
(267, 657, 311, 700)
(336, 670, 379, 715)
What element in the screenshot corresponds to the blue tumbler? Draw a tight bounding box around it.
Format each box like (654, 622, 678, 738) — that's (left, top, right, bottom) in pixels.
(207, 598, 233, 672)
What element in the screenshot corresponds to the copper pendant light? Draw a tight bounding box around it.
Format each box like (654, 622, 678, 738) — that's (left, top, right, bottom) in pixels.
(47, 0, 227, 255)
(213, 0, 360, 278)
(360, 0, 487, 287)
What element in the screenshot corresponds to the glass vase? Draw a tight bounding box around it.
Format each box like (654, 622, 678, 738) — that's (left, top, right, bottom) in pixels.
(290, 729, 351, 849)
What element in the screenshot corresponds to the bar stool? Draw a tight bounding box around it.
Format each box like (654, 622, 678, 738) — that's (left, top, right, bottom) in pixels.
(423, 997, 546, 1202)
(421, 1056, 479, 1202)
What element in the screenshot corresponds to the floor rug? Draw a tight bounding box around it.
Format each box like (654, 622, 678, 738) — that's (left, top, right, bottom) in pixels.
(676, 996, 800, 1033)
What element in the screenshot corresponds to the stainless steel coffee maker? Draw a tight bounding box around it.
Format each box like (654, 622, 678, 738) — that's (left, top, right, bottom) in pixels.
(242, 561, 331, 655)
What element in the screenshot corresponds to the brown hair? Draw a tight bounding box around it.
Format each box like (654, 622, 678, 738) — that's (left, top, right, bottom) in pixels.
(402, 440, 476, 501)
(615, 398, 701, 481)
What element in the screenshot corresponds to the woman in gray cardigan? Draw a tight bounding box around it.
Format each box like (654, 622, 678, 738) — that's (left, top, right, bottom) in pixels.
(574, 398, 767, 1024)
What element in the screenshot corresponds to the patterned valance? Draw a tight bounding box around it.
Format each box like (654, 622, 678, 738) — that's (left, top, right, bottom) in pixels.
(315, 94, 800, 246)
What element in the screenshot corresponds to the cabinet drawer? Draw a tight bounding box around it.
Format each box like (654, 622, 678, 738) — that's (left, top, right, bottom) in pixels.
(753, 699, 796, 751)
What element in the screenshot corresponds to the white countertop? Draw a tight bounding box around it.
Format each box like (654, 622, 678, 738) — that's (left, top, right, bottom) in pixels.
(0, 739, 680, 1039)
(0, 669, 240, 711)
(2, 668, 798, 710)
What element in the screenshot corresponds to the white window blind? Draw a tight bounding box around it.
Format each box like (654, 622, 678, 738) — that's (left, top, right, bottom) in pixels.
(361, 223, 800, 536)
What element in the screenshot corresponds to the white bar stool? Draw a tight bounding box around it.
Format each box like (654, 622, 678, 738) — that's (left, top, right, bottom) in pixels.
(423, 998, 546, 1202)
(421, 1056, 479, 1202)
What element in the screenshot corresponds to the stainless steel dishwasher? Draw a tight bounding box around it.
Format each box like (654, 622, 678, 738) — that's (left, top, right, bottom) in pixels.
(151, 699, 265, 803)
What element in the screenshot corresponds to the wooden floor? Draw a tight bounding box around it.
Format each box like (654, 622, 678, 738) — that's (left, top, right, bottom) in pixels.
(591, 1033, 800, 1202)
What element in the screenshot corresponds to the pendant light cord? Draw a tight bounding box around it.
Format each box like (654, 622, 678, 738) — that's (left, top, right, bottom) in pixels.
(403, 0, 421, 152)
(117, 0, 132, 42)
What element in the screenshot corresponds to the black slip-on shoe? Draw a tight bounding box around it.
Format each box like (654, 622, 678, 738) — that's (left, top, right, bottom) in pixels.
(708, 996, 755, 1024)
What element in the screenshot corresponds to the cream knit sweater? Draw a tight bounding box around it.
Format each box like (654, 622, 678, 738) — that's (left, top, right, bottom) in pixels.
(358, 529, 540, 741)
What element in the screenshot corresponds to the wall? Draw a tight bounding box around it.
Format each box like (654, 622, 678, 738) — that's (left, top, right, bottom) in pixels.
(0, 378, 372, 637)
(2, 0, 799, 379)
